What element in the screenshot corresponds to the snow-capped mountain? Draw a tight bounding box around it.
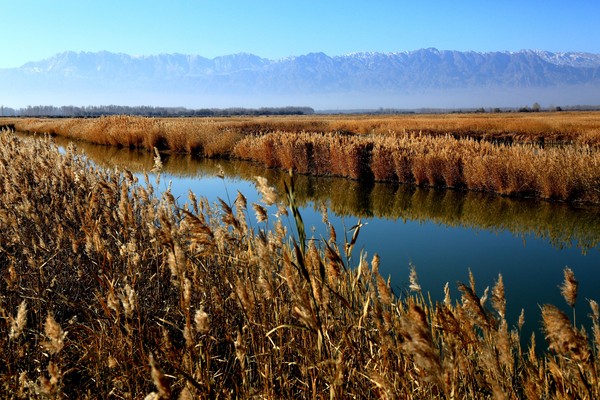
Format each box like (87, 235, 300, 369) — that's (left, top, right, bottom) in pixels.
(532, 50, 600, 68)
(2, 49, 599, 109)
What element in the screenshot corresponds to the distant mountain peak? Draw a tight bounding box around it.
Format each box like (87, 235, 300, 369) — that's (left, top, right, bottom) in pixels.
(2, 49, 600, 109)
(16, 48, 600, 69)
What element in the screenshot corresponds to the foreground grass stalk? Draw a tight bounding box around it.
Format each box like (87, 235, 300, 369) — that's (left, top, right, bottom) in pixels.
(1, 133, 600, 398)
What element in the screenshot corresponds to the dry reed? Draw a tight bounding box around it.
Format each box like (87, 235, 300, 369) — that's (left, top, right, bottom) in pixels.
(1, 132, 600, 398)
(4, 112, 600, 203)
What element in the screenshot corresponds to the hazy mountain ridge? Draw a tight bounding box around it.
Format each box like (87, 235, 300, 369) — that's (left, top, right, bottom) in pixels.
(2, 49, 600, 108)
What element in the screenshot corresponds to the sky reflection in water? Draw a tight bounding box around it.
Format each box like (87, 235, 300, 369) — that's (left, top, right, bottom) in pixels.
(51, 135, 600, 339)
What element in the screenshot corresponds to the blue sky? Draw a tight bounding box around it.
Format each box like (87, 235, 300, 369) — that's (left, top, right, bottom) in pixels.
(1, 0, 599, 68)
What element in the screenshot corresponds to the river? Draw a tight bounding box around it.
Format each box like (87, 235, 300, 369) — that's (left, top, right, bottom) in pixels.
(38, 133, 600, 340)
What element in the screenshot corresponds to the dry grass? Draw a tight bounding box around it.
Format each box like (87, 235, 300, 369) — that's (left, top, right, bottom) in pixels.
(4, 112, 600, 203)
(1, 133, 600, 398)
(235, 130, 600, 202)
(7, 111, 600, 146)
(2, 115, 246, 157)
(42, 137, 599, 251)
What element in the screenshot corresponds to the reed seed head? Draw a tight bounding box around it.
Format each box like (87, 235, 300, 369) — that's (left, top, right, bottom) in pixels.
(491, 274, 506, 319)
(560, 267, 578, 308)
(148, 353, 171, 400)
(194, 308, 210, 333)
(443, 282, 451, 306)
(43, 313, 66, 355)
(252, 203, 268, 223)
(409, 263, 421, 292)
(255, 176, 278, 206)
(590, 299, 600, 321)
(151, 147, 163, 173)
(9, 301, 27, 340)
(542, 304, 590, 362)
(518, 308, 525, 330)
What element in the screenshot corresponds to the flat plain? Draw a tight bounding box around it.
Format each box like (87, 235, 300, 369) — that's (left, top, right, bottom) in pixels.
(4, 111, 600, 203)
(1, 113, 600, 398)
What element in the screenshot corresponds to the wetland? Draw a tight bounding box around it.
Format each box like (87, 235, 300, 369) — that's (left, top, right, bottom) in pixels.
(2, 113, 600, 398)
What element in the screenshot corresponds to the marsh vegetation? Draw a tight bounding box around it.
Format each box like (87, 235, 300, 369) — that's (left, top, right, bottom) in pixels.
(4, 112, 600, 203)
(1, 131, 600, 398)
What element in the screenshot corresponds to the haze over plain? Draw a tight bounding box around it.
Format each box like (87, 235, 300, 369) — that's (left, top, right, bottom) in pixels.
(2, 1, 600, 109)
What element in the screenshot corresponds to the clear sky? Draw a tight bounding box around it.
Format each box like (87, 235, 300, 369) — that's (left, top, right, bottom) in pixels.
(1, 0, 599, 69)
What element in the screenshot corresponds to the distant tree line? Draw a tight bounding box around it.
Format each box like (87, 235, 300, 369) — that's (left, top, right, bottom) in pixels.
(0, 105, 315, 117)
(2, 104, 600, 118)
(348, 104, 600, 115)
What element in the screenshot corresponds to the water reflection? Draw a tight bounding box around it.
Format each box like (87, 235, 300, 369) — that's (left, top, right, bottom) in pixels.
(16, 133, 598, 344)
(16, 132, 599, 351)
(63, 135, 600, 253)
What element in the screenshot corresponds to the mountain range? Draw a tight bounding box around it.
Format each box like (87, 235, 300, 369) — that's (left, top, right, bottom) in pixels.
(1, 49, 600, 109)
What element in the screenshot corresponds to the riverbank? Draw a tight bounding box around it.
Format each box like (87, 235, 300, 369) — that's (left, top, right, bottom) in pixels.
(1, 131, 599, 398)
(48, 134, 600, 251)
(3, 112, 600, 202)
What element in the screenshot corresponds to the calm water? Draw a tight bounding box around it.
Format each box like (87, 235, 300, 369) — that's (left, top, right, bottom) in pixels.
(44, 135, 600, 338)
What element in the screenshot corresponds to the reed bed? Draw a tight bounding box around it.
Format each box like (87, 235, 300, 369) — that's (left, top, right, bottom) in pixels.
(1, 132, 600, 399)
(47, 136, 600, 251)
(234, 130, 600, 203)
(4, 112, 600, 203)
(5, 112, 600, 146)
(3, 116, 246, 157)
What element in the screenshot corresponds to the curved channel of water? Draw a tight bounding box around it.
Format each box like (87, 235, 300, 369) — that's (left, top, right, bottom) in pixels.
(43, 134, 600, 339)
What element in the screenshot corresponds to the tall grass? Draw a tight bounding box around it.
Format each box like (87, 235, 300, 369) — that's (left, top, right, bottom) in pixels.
(43, 136, 600, 251)
(3, 115, 246, 157)
(6, 111, 600, 146)
(1, 132, 600, 398)
(234, 131, 600, 202)
(4, 112, 600, 202)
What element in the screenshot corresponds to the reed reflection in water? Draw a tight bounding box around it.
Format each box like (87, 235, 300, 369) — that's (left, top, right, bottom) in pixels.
(67, 134, 600, 250)
(49, 134, 600, 334)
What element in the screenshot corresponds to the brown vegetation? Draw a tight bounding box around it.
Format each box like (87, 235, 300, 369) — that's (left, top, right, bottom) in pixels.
(41, 137, 600, 251)
(6, 111, 600, 146)
(3, 112, 600, 202)
(234, 130, 600, 202)
(1, 133, 600, 398)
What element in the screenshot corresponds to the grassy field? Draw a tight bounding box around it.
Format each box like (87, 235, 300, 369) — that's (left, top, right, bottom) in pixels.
(3, 112, 600, 203)
(5, 111, 600, 145)
(1, 132, 600, 398)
